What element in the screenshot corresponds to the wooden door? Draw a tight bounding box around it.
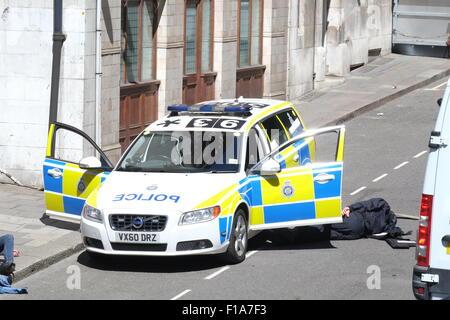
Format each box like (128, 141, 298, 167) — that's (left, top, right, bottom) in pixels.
(183, 0, 216, 104)
(120, 82, 159, 152)
(236, 0, 265, 98)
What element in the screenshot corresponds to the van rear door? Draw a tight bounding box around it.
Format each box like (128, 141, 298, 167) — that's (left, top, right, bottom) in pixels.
(429, 79, 450, 270)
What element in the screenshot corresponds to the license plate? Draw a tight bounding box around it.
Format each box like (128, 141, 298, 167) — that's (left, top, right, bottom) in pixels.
(115, 232, 160, 243)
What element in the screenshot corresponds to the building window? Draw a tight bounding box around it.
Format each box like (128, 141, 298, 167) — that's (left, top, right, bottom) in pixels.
(184, 0, 214, 75)
(121, 0, 157, 84)
(238, 0, 263, 67)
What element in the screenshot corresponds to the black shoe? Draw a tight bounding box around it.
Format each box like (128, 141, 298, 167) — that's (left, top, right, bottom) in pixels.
(7, 273, 14, 284)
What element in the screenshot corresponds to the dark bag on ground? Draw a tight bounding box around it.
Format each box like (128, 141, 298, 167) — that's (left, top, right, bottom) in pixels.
(0, 262, 15, 276)
(330, 198, 406, 240)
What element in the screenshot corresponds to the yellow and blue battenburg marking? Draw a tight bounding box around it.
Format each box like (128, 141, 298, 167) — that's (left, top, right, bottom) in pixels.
(197, 162, 342, 244)
(240, 163, 342, 224)
(43, 158, 109, 216)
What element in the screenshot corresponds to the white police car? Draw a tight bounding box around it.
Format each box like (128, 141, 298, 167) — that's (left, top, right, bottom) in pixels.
(413, 80, 450, 299)
(43, 98, 346, 263)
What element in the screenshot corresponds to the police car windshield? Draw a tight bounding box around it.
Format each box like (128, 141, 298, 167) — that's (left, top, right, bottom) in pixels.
(117, 131, 242, 173)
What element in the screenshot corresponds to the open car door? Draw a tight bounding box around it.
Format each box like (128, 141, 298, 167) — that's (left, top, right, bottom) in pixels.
(247, 125, 346, 230)
(43, 122, 113, 221)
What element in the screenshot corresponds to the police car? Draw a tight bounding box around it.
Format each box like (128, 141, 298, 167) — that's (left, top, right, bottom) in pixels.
(43, 98, 346, 263)
(413, 79, 450, 299)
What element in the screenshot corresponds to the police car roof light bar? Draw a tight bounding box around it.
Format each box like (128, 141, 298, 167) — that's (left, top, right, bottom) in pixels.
(167, 105, 190, 112)
(167, 104, 252, 114)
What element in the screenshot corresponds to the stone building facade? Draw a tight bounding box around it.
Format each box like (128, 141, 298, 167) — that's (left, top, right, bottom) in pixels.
(0, 0, 392, 187)
(119, 0, 392, 150)
(0, 0, 121, 187)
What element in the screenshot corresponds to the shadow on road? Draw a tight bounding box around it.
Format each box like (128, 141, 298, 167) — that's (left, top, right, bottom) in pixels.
(40, 214, 80, 232)
(77, 251, 228, 274)
(77, 226, 335, 273)
(248, 227, 337, 251)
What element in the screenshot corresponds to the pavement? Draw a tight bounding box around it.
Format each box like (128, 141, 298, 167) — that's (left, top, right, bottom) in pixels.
(294, 53, 450, 128)
(0, 52, 449, 284)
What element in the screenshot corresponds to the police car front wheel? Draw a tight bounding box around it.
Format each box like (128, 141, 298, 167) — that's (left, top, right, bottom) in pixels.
(223, 209, 248, 264)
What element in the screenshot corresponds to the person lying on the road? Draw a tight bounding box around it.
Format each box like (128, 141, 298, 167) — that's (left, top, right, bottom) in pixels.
(330, 198, 405, 240)
(280, 198, 411, 246)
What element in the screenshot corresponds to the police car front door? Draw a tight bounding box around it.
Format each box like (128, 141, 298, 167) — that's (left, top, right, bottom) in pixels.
(43, 122, 113, 221)
(248, 126, 346, 230)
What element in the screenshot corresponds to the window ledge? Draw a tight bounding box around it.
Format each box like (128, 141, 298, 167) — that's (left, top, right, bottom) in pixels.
(237, 65, 266, 73)
(120, 80, 161, 94)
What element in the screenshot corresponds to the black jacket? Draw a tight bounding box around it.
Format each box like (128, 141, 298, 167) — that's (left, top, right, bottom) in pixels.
(330, 198, 402, 240)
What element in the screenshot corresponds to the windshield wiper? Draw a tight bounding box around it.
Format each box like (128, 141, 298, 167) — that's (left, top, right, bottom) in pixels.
(207, 170, 237, 174)
(142, 169, 168, 173)
(117, 167, 144, 172)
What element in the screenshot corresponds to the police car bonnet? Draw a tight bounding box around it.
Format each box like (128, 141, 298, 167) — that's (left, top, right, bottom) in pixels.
(95, 171, 238, 212)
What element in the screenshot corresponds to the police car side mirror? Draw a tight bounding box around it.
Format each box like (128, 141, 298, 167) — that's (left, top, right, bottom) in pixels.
(79, 156, 111, 171)
(251, 158, 281, 176)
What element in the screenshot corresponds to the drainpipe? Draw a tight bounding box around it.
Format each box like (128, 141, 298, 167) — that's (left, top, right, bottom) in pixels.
(48, 0, 66, 125)
(95, 0, 102, 148)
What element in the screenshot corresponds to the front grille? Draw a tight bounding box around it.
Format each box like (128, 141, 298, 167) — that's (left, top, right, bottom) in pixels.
(109, 215, 167, 232)
(111, 243, 167, 252)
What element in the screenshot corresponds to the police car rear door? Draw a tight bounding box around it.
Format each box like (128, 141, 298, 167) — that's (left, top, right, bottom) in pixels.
(248, 126, 345, 230)
(43, 122, 113, 221)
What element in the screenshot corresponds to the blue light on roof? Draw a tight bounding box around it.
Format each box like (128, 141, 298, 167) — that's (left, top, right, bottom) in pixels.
(167, 105, 189, 111)
(199, 105, 214, 111)
(167, 103, 252, 113)
(223, 106, 252, 112)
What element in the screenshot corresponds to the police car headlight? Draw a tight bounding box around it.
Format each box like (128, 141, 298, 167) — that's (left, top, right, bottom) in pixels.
(82, 204, 103, 223)
(179, 206, 221, 225)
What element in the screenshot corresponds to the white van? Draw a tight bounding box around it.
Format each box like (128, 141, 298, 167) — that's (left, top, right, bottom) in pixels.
(413, 79, 450, 300)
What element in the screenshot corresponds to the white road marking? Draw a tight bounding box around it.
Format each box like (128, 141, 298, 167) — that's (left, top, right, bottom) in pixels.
(414, 150, 427, 158)
(204, 266, 230, 280)
(394, 161, 409, 170)
(246, 250, 258, 258)
(350, 186, 366, 196)
(170, 289, 191, 300)
(372, 173, 388, 182)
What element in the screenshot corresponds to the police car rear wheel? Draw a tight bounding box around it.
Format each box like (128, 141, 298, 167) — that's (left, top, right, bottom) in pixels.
(223, 209, 248, 264)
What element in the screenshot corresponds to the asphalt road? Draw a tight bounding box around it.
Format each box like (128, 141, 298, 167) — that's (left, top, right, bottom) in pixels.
(2, 79, 446, 300)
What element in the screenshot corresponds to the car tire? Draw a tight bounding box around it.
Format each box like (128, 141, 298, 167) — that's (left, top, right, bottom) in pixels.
(222, 209, 248, 264)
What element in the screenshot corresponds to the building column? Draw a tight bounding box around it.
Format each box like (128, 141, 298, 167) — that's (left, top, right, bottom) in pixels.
(100, 0, 121, 164)
(286, 0, 319, 100)
(262, 0, 288, 100)
(325, 0, 351, 76)
(213, 0, 238, 99)
(214, 0, 238, 99)
(156, 0, 184, 119)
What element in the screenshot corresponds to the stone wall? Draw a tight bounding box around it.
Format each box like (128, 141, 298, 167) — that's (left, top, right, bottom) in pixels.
(325, 0, 392, 76)
(0, 0, 121, 187)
